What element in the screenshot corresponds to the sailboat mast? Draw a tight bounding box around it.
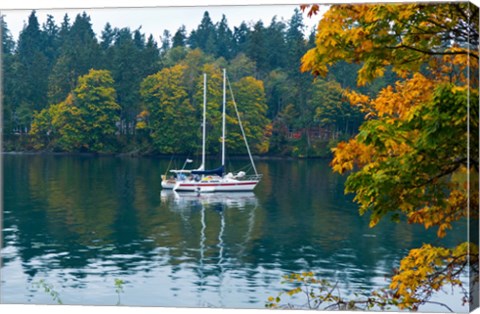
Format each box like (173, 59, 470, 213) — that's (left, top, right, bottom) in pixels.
(202, 73, 207, 170)
(221, 68, 226, 168)
(226, 73, 259, 176)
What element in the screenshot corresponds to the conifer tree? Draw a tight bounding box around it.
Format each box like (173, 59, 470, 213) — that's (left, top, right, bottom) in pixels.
(48, 12, 101, 104)
(1, 16, 16, 134)
(215, 15, 235, 60)
(188, 11, 216, 55)
(246, 21, 268, 78)
(172, 25, 187, 48)
(14, 11, 49, 129)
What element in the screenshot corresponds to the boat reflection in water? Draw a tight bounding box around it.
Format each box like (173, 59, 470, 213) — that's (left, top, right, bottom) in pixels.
(160, 190, 259, 307)
(160, 190, 259, 212)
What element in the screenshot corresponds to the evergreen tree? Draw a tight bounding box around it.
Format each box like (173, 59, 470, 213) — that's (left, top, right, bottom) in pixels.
(264, 70, 291, 118)
(286, 8, 307, 77)
(142, 34, 161, 75)
(104, 28, 161, 138)
(1, 16, 14, 54)
(48, 12, 101, 104)
(172, 25, 187, 48)
(100, 22, 115, 50)
(67, 12, 102, 72)
(100, 23, 117, 70)
(233, 21, 250, 55)
(265, 16, 288, 71)
(58, 14, 71, 44)
(133, 28, 145, 49)
(188, 11, 216, 55)
(246, 21, 268, 78)
(110, 27, 142, 136)
(1, 16, 16, 134)
(41, 14, 60, 68)
(14, 10, 49, 130)
(285, 9, 312, 141)
(160, 29, 171, 56)
(215, 15, 235, 60)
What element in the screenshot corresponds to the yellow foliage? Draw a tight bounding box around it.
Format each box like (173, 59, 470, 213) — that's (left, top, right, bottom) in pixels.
(300, 2, 479, 311)
(390, 242, 478, 309)
(371, 73, 435, 120)
(302, 3, 478, 85)
(331, 139, 375, 174)
(407, 189, 469, 237)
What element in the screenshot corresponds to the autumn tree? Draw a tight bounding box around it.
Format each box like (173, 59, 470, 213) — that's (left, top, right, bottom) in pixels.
(227, 76, 270, 154)
(137, 64, 198, 154)
(298, 2, 479, 311)
(30, 69, 121, 152)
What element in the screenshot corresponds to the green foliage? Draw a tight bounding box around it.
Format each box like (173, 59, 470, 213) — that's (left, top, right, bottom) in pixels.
(32, 279, 63, 305)
(305, 2, 479, 309)
(172, 25, 187, 48)
(31, 278, 127, 306)
(266, 272, 395, 311)
(309, 79, 362, 134)
(139, 64, 197, 154)
(227, 53, 256, 82)
(228, 76, 270, 154)
(302, 3, 478, 85)
(139, 62, 271, 155)
(31, 69, 121, 152)
(48, 12, 102, 104)
(13, 11, 50, 119)
(188, 11, 217, 55)
(114, 278, 125, 305)
(338, 83, 476, 235)
(5, 8, 367, 156)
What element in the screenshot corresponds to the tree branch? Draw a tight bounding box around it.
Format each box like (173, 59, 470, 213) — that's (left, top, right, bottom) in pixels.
(386, 44, 479, 59)
(410, 157, 467, 189)
(422, 300, 454, 312)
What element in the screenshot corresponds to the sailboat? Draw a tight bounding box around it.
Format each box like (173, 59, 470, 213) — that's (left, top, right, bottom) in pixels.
(160, 73, 209, 190)
(161, 69, 262, 193)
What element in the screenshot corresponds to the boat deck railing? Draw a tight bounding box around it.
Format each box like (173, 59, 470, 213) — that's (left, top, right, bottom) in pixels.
(237, 174, 263, 181)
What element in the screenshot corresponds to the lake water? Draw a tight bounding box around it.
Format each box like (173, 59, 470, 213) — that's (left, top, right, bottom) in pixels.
(1, 154, 468, 310)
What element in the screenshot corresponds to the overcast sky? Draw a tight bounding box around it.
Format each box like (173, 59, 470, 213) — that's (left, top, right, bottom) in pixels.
(0, 1, 327, 43)
(1, 0, 473, 45)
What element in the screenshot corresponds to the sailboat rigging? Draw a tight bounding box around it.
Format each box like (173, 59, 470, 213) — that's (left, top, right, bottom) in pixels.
(161, 69, 262, 192)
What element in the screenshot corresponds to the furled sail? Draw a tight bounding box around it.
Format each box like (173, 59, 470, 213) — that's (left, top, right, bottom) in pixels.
(191, 165, 225, 176)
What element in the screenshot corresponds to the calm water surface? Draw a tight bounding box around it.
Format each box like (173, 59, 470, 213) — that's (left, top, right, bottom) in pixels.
(1, 155, 468, 310)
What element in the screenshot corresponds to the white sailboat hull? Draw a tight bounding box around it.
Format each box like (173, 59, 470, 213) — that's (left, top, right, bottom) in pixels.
(173, 179, 259, 192)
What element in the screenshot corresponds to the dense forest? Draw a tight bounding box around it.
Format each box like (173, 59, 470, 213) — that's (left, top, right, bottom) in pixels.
(2, 9, 397, 157)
